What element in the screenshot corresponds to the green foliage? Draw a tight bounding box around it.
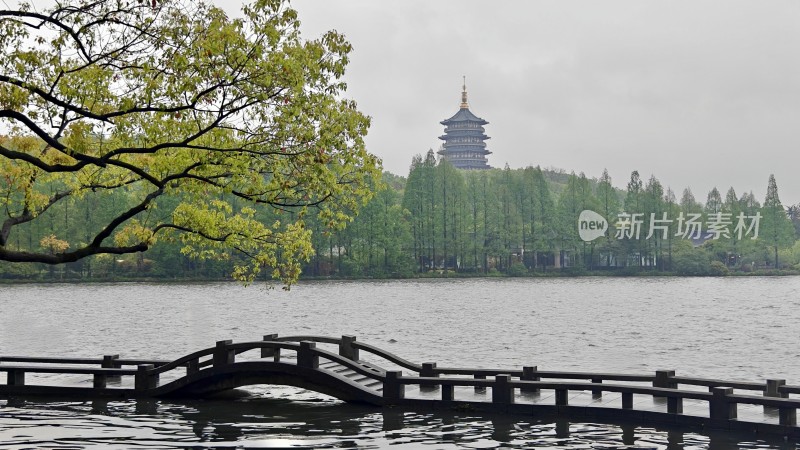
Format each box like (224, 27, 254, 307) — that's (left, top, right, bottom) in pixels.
(709, 260, 729, 276)
(673, 248, 714, 276)
(759, 174, 796, 268)
(778, 238, 800, 269)
(0, 260, 38, 279)
(507, 262, 528, 277)
(0, 0, 381, 286)
(788, 204, 800, 237)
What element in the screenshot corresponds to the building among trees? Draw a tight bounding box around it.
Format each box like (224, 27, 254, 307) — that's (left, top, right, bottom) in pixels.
(438, 78, 492, 169)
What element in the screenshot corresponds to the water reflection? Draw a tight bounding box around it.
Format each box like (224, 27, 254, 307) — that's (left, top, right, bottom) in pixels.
(1, 393, 797, 449)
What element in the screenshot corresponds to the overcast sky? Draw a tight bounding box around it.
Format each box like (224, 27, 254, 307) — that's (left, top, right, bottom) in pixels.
(15, 0, 800, 205)
(277, 1, 800, 206)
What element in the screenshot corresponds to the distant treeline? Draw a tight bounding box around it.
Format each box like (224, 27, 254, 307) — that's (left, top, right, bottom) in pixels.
(2, 149, 799, 280)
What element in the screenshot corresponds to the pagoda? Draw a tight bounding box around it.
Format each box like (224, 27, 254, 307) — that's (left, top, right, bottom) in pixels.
(438, 78, 491, 169)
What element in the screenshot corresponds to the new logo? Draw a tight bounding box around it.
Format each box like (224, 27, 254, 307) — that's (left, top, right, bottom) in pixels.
(578, 210, 608, 242)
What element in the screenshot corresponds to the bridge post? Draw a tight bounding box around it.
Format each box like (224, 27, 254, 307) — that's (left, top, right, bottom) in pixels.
(441, 383, 455, 402)
(555, 388, 568, 406)
(667, 395, 683, 414)
(102, 354, 121, 369)
(384, 370, 405, 402)
(7, 369, 24, 386)
(492, 374, 514, 405)
(709, 387, 736, 422)
(779, 406, 797, 426)
(420, 362, 437, 377)
(766, 379, 795, 425)
(420, 362, 438, 392)
(591, 378, 603, 398)
(765, 379, 787, 398)
(93, 373, 107, 389)
(521, 366, 539, 394)
(298, 341, 319, 369)
(261, 334, 278, 358)
(339, 335, 360, 361)
(653, 370, 676, 394)
(102, 354, 121, 383)
(622, 392, 633, 409)
(135, 364, 158, 391)
(186, 358, 200, 375)
(474, 374, 486, 394)
(765, 379, 788, 415)
(213, 340, 235, 367)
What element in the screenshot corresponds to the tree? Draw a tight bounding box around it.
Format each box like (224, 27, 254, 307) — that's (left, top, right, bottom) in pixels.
(642, 175, 665, 269)
(402, 154, 426, 272)
(704, 187, 723, 215)
(740, 191, 761, 215)
(556, 172, 581, 268)
(700, 186, 724, 265)
(663, 187, 680, 270)
(497, 164, 521, 270)
(530, 166, 555, 270)
(595, 169, 621, 268)
(760, 175, 795, 268)
(719, 187, 743, 267)
(787, 203, 800, 238)
(463, 171, 482, 271)
(436, 158, 465, 273)
(679, 188, 702, 214)
(621, 170, 644, 267)
(335, 176, 412, 277)
(0, 0, 381, 285)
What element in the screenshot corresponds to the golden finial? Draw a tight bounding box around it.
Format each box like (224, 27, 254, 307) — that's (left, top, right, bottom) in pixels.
(460, 76, 469, 109)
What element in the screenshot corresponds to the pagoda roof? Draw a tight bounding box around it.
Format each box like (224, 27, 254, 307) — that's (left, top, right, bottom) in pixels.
(440, 107, 488, 125)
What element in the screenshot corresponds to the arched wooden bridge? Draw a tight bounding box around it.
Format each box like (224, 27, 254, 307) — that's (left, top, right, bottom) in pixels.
(2, 334, 800, 437)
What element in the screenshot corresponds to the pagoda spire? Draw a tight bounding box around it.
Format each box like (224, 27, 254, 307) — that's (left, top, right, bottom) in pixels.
(460, 76, 469, 109)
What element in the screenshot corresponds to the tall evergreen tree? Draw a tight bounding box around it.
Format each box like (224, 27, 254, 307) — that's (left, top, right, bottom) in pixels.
(622, 171, 645, 266)
(643, 175, 665, 269)
(679, 188, 702, 214)
(787, 203, 800, 238)
(401, 154, 426, 272)
(761, 175, 795, 268)
(705, 187, 723, 215)
(595, 169, 621, 268)
(531, 166, 555, 270)
(664, 187, 680, 270)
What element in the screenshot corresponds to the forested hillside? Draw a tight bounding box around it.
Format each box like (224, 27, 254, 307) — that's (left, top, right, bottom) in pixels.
(2, 149, 798, 280)
(315, 150, 798, 279)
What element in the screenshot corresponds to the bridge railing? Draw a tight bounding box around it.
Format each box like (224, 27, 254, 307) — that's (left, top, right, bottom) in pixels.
(350, 341, 422, 373)
(254, 333, 800, 426)
(259, 334, 423, 373)
(226, 339, 385, 388)
(382, 371, 800, 426)
(253, 334, 800, 401)
(0, 354, 174, 389)
(0, 355, 172, 368)
(129, 338, 385, 393)
(4, 333, 800, 429)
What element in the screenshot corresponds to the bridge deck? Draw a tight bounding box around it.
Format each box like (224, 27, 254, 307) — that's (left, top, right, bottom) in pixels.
(2, 334, 799, 437)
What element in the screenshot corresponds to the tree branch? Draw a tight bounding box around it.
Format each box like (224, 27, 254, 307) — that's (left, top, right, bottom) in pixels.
(0, 9, 90, 60)
(0, 190, 72, 246)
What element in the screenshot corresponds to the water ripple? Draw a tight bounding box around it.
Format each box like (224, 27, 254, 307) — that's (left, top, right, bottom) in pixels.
(2, 277, 800, 448)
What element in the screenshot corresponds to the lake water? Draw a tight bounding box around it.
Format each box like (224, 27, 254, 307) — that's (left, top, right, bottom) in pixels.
(1, 277, 799, 449)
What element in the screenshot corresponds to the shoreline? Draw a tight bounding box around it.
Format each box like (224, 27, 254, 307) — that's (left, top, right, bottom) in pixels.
(1, 269, 798, 285)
